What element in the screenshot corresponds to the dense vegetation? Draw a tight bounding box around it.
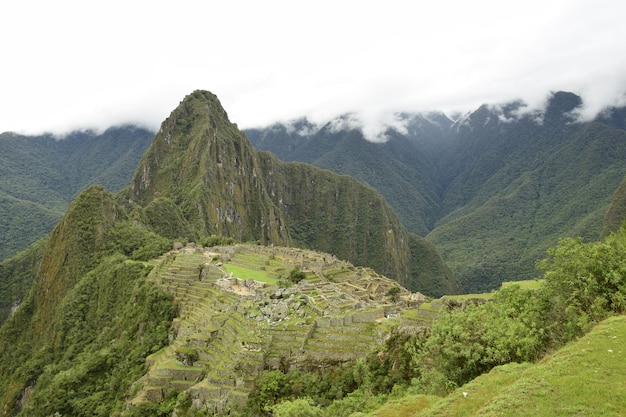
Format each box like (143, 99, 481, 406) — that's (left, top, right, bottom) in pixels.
(123, 90, 457, 295)
(0, 185, 176, 416)
(246, 92, 626, 292)
(68, 221, 626, 417)
(2, 89, 626, 415)
(228, 224, 626, 417)
(0, 126, 153, 260)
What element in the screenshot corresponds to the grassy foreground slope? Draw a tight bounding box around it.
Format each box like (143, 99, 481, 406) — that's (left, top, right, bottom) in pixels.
(367, 315, 626, 417)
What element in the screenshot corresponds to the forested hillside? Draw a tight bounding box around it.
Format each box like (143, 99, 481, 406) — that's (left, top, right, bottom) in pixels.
(0, 126, 153, 260)
(4, 91, 625, 293)
(123, 91, 457, 295)
(2, 89, 626, 416)
(0, 90, 460, 416)
(246, 92, 626, 291)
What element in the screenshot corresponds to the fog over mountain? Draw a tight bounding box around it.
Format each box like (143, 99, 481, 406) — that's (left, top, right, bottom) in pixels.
(2, 1, 625, 141)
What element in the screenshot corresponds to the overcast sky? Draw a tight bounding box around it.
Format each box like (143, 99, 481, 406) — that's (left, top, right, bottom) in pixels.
(2, 0, 626, 140)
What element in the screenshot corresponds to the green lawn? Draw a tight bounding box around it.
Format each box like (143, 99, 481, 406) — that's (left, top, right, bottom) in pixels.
(222, 263, 279, 284)
(442, 279, 545, 303)
(500, 279, 544, 290)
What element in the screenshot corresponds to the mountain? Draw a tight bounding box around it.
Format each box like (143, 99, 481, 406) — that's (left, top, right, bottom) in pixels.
(1, 89, 625, 416)
(601, 175, 626, 238)
(246, 92, 626, 292)
(5, 91, 623, 293)
(0, 90, 459, 327)
(0, 126, 153, 260)
(0, 90, 459, 415)
(0, 185, 175, 416)
(123, 90, 457, 295)
(245, 112, 451, 236)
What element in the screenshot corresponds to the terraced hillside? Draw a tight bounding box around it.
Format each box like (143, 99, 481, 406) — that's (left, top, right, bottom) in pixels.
(129, 244, 434, 412)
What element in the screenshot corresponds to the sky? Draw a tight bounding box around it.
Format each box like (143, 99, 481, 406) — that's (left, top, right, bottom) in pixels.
(2, 0, 626, 141)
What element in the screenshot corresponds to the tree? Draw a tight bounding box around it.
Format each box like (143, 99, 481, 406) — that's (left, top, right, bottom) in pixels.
(537, 226, 626, 342)
(289, 266, 306, 283)
(272, 398, 323, 417)
(386, 286, 401, 302)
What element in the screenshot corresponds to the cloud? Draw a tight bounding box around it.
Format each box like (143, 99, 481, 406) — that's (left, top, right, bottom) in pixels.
(1, 0, 626, 139)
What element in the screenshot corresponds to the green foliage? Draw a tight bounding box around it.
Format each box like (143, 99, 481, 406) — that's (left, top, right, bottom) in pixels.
(0, 127, 153, 260)
(601, 174, 626, 238)
(371, 317, 626, 417)
(14, 255, 175, 417)
(0, 238, 47, 325)
(272, 398, 323, 417)
(245, 363, 361, 414)
(386, 286, 401, 302)
(106, 220, 171, 261)
(0, 192, 62, 261)
(416, 289, 546, 393)
(198, 234, 235, 247)
(122, 392, 178, 417)
(289, 265, 306, 283)
(0, 183, 181, 416)
(325, 389, 387, 417)
(537, 226, 626, 342)
(142, 197, 193, 240)
(248, 370, 287, 412)
(175, 346, 199, 366)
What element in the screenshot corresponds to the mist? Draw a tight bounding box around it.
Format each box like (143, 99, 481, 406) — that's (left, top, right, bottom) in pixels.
(1, 0, 625, 140)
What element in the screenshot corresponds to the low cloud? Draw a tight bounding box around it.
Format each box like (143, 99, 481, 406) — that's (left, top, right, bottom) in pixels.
(2, 1, 626, 139)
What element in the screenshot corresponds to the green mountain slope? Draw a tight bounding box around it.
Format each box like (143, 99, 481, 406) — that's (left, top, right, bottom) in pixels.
(0, 186, 435, 416)
(1, 88, 625, 414)
(0, 89, 460, 415)
(601, 173, 626, 238)
(124, 90, 458, 295)
(0, 185, 174, 416)
(247, 114, 450, 235)
(0, 126, 153, 260)
(429, 97, 626, 291)
(246, 92, 626, 292)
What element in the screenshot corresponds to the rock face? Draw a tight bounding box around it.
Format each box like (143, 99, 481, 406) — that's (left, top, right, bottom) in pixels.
(125, 90, 459, 295)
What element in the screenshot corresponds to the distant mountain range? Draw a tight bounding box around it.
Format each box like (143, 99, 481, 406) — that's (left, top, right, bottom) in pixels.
(0, 126, 154, 260)
(2, 91, 626, 294)
(246, 91, 626, 291)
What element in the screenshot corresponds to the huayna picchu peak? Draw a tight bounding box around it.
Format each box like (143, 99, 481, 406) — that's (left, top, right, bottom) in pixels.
(123, 90, 458, 295)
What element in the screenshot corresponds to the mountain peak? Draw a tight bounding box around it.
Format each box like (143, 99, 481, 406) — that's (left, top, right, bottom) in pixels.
(127, 90, 289, 245)
(544, 91, 583, 123)
(123, 90, 458, 294)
